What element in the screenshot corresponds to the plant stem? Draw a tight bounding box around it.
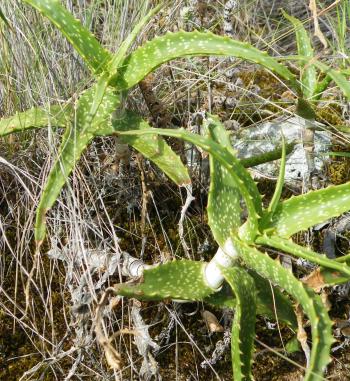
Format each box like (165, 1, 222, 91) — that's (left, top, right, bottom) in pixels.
(204, 238, 239, 289)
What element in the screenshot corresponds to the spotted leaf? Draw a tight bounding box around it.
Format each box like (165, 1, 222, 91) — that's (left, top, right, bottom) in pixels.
(117, 125, 260, 241)
(99, 111, 190, 186)
(111, 30, 299, 92)
(260, 182, 350, 237)
(234, 237, 334, 381)
(204, 270, 297, 329)
(221, 267, 256, 381)
(108, 4, 162, 78)
(204, 115, 242, 245)
(283, 11, 317, 99)
(35, 85, 120, 244)
(0, 104, 72, 137)
(256, 235, 350, 277)
(23, 0, 111, 74)
(116, 260, 215, 301)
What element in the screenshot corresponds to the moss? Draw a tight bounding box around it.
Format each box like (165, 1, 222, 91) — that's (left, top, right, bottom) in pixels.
(316, 104, 344, 126)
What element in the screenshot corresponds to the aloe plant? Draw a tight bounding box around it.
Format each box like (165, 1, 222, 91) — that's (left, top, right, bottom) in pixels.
(3, 3, 350, 379)
(114, 114, 350, 380)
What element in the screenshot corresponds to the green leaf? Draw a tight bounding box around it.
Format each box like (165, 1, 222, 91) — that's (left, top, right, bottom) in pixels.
(260, 182, 350, 237)
(23, 0, 111, 74)
(248, 271, 297, 329)
(116, 260, 215, 300)
(313, 60, 350, 100)
(204, 115, 242, 245)
(204, 270, 297, 329)
(283, 11, 317, 99)
(267, 135, 286, 214)
(296, 97, 316, 120)
(0, 105, 72, 137)
(256, 235, 350, 277)
(327, 151, 350, 158)
(117, 125, 261, 241)
(285, 335, 301, 354)
(35, 126, 93, 244)
(222, 266, 256, 381)
(102, 111, 190, 186)
(240, 142, 296, 168)
(204, 283, 237, 308)
(205, 114, 261, 242)
(314, 75, 333, 99)
(233, 237, 334, 381)
(112, 30, 299, 92)
(108, 4, 162, 77)
(35, 85, 120, 244)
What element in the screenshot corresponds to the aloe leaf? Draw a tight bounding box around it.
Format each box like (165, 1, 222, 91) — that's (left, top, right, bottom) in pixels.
(204, 115, 242, 245)
(233, 237, 333, 381)
(100, 111, 190, 186)
(23, 0, 111, 74)
(204, 283, 237, 308)
(35, 85, 120, 244)
(221, 266, 256, 381)
(0, 105, 72, 137)
(248, 271, 297, 329)
(240, 142, 296, 168)
(260, 182, 350, 237)
(267, 135, 286, 214)
(283, 11, 317, 99)
(205, 270, 297, 329)
(313, 60, 350, 100)
(116, 260, 215, 300)
(117, 126, 260, 241)
(108, 4, 162, 76)
(112, 30, 299, 92)
(206, 114, 262, 211)
(204, 114, 261, 241)
(256, 235, 350, 277)
(35, 126, 93, 244)
(314, 74, 333, 99)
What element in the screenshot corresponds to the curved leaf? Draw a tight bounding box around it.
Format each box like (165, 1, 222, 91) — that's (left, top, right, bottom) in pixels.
(283, 11, 317, 99)
(101, 111, 190, 186)
(267, 135, 286, 214)
(222, 266, 256, 381)
(116, 260, 215, 300)
(111, 30, 299, 92)
(117, 126, 260, 241)
(256, 235, 350, 277)
(204, 115, 242, 245)
(313, 60, 350, 100)
(35, 85, 120, 244)
(23, 0, 111, 74)
(260, 182, 350, 237)
(0, 105, 72, 137)
(204, 271, 297, 329)
(248, 271, 297, 329)
(233, 237, 333, 381)
(108, 4, 162, 75)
